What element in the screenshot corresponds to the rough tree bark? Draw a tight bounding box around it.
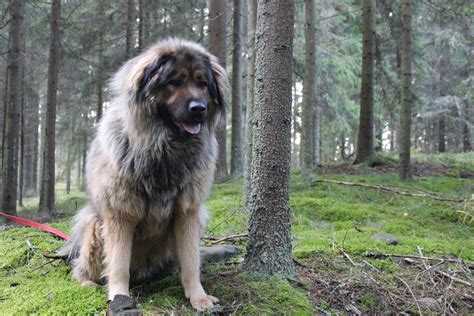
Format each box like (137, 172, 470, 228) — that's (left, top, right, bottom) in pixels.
(1, 0, 24, 217)
(208, 0, 228, 182)
(301, 0, 316, 182)
(292, 81, 300, 168)
(399, 0, 412, 180)
(230, 0, 244, 177)
(354, 0, 376, 166)
(39, 0, 61, 218)
(243, 0, 257, 208)
(243, 0, 295, 277)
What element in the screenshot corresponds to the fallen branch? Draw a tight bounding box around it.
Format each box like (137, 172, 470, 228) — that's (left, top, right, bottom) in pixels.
(313, 179, 465, 203)
(365, 252, 474, 268)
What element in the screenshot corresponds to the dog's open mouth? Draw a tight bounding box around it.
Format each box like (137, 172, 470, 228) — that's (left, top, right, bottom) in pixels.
(181, 122, 202, 135)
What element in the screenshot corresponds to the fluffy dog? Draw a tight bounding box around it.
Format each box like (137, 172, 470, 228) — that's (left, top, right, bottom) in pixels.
(62, 38, 227, 313)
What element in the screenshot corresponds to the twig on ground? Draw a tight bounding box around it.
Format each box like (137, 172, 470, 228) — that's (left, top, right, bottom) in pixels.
(341, 248, 358, 267)
(362, 260, 381, 273)
(31, 259, 57, 272)
(396, 276, 423, 316)
(335, 243, 358, 267)
(313, 179, 465, 202)
(417, 246, 436, 286)
(207, 207, 241, 234)
(434, 269, 472, 287)
(206, 233, 248, 244)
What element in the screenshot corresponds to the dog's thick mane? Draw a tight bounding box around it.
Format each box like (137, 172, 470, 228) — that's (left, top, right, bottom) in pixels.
(95, 103, 210, 212)
(91, 38, 227, 213)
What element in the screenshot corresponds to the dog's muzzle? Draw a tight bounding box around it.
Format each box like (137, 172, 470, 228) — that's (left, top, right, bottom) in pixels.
(181, 100, 207, 135)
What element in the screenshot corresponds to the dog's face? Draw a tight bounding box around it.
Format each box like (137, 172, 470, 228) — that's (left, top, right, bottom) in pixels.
(134, 45, 226, 136)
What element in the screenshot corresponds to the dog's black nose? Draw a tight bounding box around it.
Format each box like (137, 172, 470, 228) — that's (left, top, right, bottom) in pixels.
(189, 100, 207, 114)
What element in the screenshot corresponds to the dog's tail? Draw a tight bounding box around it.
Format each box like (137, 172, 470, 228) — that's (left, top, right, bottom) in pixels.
(56, 205, 100, 261)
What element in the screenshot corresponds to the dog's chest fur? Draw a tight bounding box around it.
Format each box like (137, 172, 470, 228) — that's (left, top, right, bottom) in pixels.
(118, 131, 206, 212)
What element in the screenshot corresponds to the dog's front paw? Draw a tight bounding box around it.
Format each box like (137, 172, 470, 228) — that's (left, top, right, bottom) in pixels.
(107, 295, 143, 316)
(190, 294, 219, 311)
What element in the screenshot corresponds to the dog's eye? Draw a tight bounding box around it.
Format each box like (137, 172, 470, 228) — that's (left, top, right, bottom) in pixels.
(168, 79, 183, 88)
(197, 81, 207, 88)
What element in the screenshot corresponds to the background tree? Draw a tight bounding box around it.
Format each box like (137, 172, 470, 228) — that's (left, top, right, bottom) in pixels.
(38, 0, 61, 218)
(243, 0, 295, 277)
(354, 0, 376, 165)
(125, 0, 135, 59)
(1, 0, 24, 218)
(230, 0, 244, 177)
(399, 0, 413, 180)
(208, 0, 228, 182)
(300, 0, 316, 183)
(243, 0, 257, 207)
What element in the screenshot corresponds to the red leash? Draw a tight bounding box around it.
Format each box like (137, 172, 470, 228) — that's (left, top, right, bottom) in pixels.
(0, 211, 70, 240)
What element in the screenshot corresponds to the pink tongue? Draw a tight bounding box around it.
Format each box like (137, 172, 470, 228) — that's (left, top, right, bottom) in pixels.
(182, 123, 201, 134)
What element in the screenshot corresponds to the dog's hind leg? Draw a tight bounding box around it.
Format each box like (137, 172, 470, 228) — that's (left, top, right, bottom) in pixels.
(70, 207, 104, 286)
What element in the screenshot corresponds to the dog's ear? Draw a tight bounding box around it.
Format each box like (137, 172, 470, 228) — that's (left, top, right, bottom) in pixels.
(206, 56, 228, 129)
(136, 56, 172, 102)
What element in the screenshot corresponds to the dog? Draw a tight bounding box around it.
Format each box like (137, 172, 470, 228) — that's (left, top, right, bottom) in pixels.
(61, 38, 227, 313)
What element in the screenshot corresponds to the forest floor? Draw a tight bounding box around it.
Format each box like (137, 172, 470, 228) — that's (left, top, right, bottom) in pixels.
(0, 153, 473, 314)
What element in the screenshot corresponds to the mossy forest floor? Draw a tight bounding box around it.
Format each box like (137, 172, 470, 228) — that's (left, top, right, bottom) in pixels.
(1, 153, 473, 314)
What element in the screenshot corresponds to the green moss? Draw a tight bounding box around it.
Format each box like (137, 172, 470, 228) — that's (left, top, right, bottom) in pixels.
(360, 293, 376, 308)
(1, 156, 473, 313)
(213, 274, 314, 315)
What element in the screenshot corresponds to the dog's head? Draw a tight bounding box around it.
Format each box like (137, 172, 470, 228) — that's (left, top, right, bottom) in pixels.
(111, 38, 227, 135)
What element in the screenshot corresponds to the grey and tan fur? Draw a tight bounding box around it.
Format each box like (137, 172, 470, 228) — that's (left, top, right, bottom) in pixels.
(62, 38, 227, 311)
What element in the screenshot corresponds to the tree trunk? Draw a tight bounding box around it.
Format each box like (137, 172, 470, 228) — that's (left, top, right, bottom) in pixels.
(243, 0, 295, 277)
(96, 0, 105, 122)
(243, 0, 257, 208)
(313, 98, 321, 165)
(438, 116, 446, 153)
(300, 0, 316, 182)
(1, 64, 8, 172)
(291, 82, 299, 167)
(22, 90, 39, 197)
(81, 134, 87, 191)
(138, 0, 145, 52)
(18, 87, 24, 207)
(76, 154, 81, 187)
(230, 0, 244, 177)
(66, 113, 75, 195)
(1, 0, 24, 218)
(125, 0, 135, 59)
(463, 122, 472, 152)
(39, 0, 61, 218)
(354, 0, 376, 165)
(208, 0, 228, 182)
(399, 0, 413, 180)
